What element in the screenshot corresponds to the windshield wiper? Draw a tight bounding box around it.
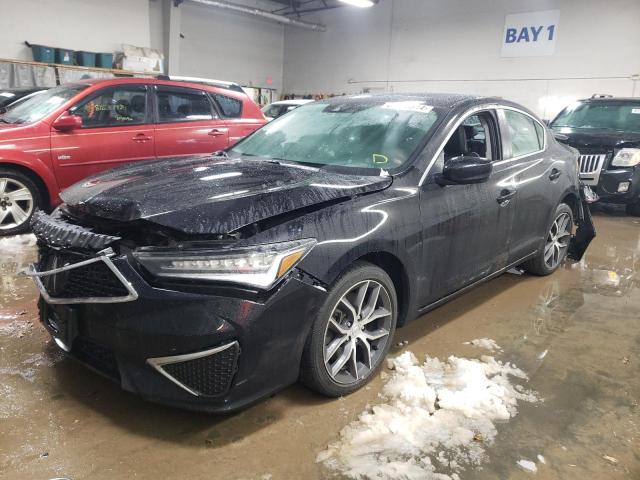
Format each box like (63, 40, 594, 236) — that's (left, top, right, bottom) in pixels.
(0, 118, 12, 124)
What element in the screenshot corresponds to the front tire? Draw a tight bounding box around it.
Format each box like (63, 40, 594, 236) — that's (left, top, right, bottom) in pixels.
(300, 261, 398, 397)
(0, 168, 42, 236)
(523, 203, 574, 276)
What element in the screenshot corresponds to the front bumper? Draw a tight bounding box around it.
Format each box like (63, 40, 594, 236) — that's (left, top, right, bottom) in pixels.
(34, 252, 327, 413)
(593, 167, 640, 204)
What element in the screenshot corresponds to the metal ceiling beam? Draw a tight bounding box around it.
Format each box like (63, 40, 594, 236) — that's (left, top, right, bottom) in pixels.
(187, 0, 326, 31)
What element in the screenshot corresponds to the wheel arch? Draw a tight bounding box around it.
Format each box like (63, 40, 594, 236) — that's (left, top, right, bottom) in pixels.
(354, 251, 412, 327)
(560, 190, 580, 220)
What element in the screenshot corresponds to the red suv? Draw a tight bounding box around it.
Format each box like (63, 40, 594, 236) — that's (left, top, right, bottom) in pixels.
(0, 77, 267, 235)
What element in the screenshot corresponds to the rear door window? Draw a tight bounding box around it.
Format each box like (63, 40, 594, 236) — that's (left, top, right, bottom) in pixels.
(71, 85, 149, 128)
(156, 86, 217, 123)
(213, 94, 242, 118)
(502, 110, 544, 158)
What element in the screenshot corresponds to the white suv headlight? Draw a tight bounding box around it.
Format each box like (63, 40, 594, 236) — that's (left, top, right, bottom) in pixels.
(611, 148, 640, 167)
(133, 239, 316, 289)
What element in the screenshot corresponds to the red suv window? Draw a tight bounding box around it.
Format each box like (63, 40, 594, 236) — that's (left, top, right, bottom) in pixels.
(156, 86, 217, 123)
(70, 85, 149, 128)
(212, 93, 242, 118)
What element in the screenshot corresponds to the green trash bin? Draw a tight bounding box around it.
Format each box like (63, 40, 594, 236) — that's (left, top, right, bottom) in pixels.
(95, 53, 113, 69)
(55, 48, 74, 65)
(26, 42, 55, 63)
(75, 51, 96, 67)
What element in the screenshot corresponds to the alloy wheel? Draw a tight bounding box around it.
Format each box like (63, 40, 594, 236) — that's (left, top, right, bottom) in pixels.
(0, 177, 34, 230)
(323, 280, 393, 385)
(544, 212, 572, 269)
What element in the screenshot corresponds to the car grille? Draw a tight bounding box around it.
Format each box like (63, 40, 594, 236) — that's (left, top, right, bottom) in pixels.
(37, 249, 130, 300)
(72, 336, 120, 380)
(153, 342, 240, 397)
(578, 153, 607, 186)
(579, 154, 606, 174)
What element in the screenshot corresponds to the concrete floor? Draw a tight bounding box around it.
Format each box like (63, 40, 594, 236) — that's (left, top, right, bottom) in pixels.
(1, 205, 639, 480)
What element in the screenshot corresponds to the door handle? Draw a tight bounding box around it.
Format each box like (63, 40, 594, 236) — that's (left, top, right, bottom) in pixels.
(132, 133, 152, 142)
(208, 129, 225, 137)
(549, 168, 562, 181)
(497, 188, 517, 205)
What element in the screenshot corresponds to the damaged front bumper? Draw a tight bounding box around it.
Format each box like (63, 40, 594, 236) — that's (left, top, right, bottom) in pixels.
(29, 244, 327, 413)
(567, 184, 597, 262)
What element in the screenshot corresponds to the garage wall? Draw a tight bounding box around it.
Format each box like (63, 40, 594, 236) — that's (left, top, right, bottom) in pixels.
(177, 0, 284, 91)
(283, 0, 640, 118)
(0, 0, 152, 60)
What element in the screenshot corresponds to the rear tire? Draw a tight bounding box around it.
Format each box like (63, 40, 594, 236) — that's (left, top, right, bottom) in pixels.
(300, 261, 397, 397)
(0, 168, 43, 236)
(523, 203, 573, 276)
(625, 201, 640, 216)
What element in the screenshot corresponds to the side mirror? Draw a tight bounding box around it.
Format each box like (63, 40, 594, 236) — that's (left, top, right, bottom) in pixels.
(437, 156, 492, 185)
(553, 132, 569, 143)
(52, 112, 82, 132)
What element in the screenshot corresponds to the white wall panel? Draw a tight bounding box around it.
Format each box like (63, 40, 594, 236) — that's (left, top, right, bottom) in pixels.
(284, 0, 640, 118)
(178, 0, 284, 90)
(0, 0, 151, 60)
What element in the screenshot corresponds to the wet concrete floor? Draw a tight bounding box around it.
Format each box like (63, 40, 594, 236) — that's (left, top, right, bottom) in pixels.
(1, 205, 639, 479)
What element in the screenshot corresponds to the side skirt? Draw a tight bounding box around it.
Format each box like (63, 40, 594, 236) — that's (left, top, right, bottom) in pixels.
(415, 252, 537, 317)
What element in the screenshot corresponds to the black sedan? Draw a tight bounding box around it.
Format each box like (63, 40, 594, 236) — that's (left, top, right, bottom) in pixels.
(28, 94, 595, 412)
(0, 87, 47, 113)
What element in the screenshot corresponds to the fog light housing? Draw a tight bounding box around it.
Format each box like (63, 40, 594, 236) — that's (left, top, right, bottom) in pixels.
(618, 182, 630, 193)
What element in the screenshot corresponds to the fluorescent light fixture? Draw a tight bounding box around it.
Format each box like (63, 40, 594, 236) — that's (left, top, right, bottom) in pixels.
(339, 0, 375, 7)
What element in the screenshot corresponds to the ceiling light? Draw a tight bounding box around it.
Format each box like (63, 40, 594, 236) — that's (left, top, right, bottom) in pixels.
(339, 0, 375, 8)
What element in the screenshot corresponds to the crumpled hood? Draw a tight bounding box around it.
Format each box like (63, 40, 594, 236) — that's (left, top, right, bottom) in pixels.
(61, 155, 392, 235)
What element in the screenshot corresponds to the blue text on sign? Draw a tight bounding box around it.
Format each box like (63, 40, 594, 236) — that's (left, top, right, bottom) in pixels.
(505, 25, 555, 43)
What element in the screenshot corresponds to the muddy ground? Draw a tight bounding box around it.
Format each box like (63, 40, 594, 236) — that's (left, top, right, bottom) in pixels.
(1, 205, 638, 479)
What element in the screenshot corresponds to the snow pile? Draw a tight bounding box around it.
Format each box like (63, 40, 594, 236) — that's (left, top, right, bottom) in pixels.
(463, 338, 502, 352)
(0, 233, 36, 250)
(318, 350, 539, 479)
(517, 459, 537, 473)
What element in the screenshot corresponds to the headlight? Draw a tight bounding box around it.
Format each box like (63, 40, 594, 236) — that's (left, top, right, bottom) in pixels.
(133, 239, 316, 289)
(611, 148, 640, 167)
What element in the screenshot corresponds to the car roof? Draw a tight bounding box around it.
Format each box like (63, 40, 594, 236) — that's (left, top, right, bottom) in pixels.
(579, 97, 640, 103)
(318, 93, 507, 109)
(0, 86, 46, 93)
(74, 77, 246, 96)
(269, 99, 314, 106)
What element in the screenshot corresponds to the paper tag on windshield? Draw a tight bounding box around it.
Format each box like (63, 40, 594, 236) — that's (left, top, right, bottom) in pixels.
(631, 108, 640, 114)
(382, 101, 433, 114)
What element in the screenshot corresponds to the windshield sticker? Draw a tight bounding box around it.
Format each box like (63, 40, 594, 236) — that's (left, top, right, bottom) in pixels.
(381, 101, 434, 114)
(0, 92, 15, 98)
(373, 154, 389, 164)
(632, 108, 640, 114)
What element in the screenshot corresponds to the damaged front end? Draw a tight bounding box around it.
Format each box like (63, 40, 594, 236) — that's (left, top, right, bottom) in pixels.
(567, 184, 597, 262)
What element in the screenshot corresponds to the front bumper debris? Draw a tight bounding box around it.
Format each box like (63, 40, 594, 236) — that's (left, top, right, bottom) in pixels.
(568, 184, 596, 261)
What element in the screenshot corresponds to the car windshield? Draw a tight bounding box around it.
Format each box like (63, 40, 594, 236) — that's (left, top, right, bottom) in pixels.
(1, 84, 88, 124)
(231, 100, 440, 171)
(551, 101, 640, 133)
